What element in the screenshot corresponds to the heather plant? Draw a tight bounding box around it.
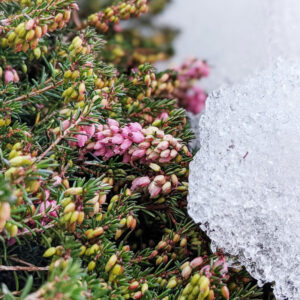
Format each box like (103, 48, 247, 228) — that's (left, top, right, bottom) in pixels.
(0, 0, 265, 299)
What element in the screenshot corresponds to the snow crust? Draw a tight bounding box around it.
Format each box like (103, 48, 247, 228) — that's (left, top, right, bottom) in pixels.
(188, 60, 300, 300)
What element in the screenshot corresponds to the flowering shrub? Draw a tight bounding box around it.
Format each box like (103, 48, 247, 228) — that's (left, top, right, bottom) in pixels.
(0, 0, 264, 299)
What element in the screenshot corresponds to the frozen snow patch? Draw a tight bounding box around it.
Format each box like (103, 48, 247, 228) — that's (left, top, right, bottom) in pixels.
(188, 60, 300, 300)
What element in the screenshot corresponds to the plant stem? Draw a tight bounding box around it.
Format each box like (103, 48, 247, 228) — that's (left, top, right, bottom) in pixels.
(0, 265, 49, 271)
(6, 79, 64, 104)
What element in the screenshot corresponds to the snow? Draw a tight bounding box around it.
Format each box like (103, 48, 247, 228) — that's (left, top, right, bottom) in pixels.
(156, 0, 300, 91)
(188, 60, 300, 300)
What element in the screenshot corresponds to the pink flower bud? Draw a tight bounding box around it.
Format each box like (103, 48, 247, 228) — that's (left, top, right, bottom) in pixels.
(96, 124, 104, 131)
(132, 149, 146, 159)
(170, 149, 178, 159)
(148, 181, 161, 198)
(142, 127, 154, 135)
(196, 60, 210, 77)
(113, 148, 121, 155)
(156, 141, 169, 151)
(151, 139, 161, 147)
(62, 119, 70, 130)
(129, 122, 142, 132)
(147, 151, 160, 161)
(94, 141, 104, 150)
(76, 132, 88, 147)
(175, 142, 183, 151)
(138, 141, 151, 149)
(84, 62, 93, 68)
(81, 124, 95, 138)
(156, 112, 169, 121)
(213, 257, 228, 275)
(131, 176, 151, 191)
(121, 126, 131, 137)
(120, 139, 132, 151)
(94, 148, 106, 156)
(164, 134, 173, 142)
(112, 134, 124, 144)
(200, 265, 211, 278)
(128, 147, 135, 155)
(95, 132, 104, 140)
(101, 137, 110, 144)
(110, 125, 119, 133)
(153, 175, 166, 186)
(156, 130, 164, 138)
(145, 135, 154, 142)
(52, 175, 62, 186)
(102, 129, 112, 137)
(26, 19, 35, 30)
(190, 257, 203, 268)
(160, 149, 170, 158)
(4, 70, 14, 84)
(131, 131, 145, 143)
(159, 157, 172, 163)
(108, 118, 119, 127)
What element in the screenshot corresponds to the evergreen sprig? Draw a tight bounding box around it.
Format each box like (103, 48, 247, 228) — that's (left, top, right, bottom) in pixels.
(0, 1, 269, 300)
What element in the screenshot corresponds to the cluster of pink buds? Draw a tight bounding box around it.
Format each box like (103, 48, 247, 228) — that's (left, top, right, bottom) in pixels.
(124, 125, 185, 164)
(38, 190, 58, 226)
(175, 58, 210, 81)
(182, 86, 207, 114)
(61, 118, 96, 148)
(66, 118, 187, 165)
(131, 173, 179, 198)
(88, 119, 145, 160)
(174, 58, 210, 114)
(155, 111, 169, 121)
(2, 66, 19, 84)
(200, 256, 228, 279)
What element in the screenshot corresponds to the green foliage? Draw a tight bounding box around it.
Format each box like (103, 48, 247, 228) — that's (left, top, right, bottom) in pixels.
(0, 1, 269, 300)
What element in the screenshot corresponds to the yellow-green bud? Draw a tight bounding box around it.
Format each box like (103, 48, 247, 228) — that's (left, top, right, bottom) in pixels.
(43, 247, 56, 257)
(9, 155, 32, 167)
(88, 261, 96, 271)
(64, 202, 75, 214)
(65, 187, 83, 196)
(33, 47, 41, 59)
(166, 276, 178, 289)
(105, 254, 117, 272)
(183, 283, 193, 296)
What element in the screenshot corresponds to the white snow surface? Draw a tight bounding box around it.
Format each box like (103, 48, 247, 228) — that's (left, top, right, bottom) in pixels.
(156, 0, 300, 91)
(188, 60, 300, 300)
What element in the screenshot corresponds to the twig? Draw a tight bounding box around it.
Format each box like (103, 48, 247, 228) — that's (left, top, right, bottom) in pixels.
(0, 291, 21, 299)
(73, 10, 82, 28)
(1, 256, 36, 268)
(6, 79, 64, 104)
(4, 223, 56, 240)
(0, 265, 49, 271)
(36, 117, 82, 162)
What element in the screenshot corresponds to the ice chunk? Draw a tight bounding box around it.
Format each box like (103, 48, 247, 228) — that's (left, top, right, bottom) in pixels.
(188, 60, 300, 300)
